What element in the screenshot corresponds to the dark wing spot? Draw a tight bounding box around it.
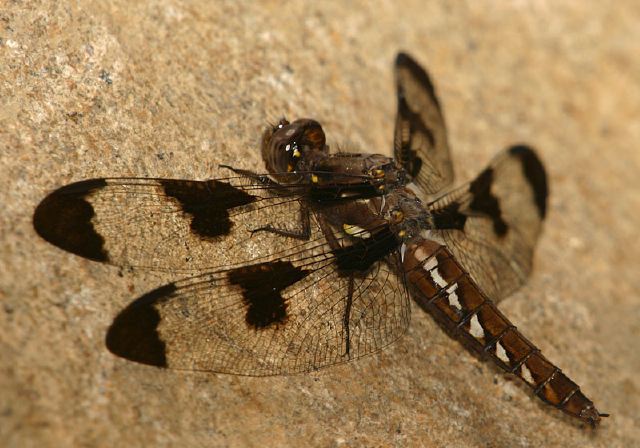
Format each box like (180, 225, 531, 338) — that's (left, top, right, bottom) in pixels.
(469, 168, 508, 237)
(333, 228, 398, 273)
(106, 283, 175, 367)
(228, 261, 310, 329)
(395, 52, 442, 180)
(396, 96, 429, 179)
(33, 179, 108, 262)
(396, 52, 440, 107)
(161, 180, 256, 239)
(432, 201, 468, 230)
(509, 145, 548, 219)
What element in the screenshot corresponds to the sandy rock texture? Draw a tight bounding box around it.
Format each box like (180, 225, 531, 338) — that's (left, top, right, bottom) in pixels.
(1, 1, 639, 447)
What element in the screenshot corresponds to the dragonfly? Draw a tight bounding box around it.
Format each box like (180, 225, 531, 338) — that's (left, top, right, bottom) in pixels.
(33, 52, 606, 427)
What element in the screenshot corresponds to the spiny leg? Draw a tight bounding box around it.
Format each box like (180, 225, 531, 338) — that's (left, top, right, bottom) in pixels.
(315, 213, 356, 357)
(250, 201, 311, 241)
(221, 165, 312, 241)
(343, 276, 354, 356)
(219, 165, 277, 188)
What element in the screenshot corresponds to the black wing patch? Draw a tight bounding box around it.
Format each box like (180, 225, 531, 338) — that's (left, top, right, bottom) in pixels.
(394, 52, 453, 195)
(333, 229, 399, 273)
(33, 179, 109, 261)
(428, 145, 549, 300)
(160, 179, 257, 239)
(228, 261, 310, 329)
(105, 229, 409, 375)
(510, 145, 547, 219)
(468, 166, 508, 237)
(106, 283, 173, 367)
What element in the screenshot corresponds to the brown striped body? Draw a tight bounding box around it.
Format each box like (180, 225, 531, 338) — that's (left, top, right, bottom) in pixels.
(403, 239, 604, 426)
(33, 52, 605, 427)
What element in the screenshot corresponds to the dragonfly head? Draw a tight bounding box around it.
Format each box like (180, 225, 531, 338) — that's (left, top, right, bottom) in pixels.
(262, 118, 328, 182)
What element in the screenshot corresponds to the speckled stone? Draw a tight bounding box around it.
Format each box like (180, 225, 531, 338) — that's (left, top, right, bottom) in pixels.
(1, 1, 639, 447)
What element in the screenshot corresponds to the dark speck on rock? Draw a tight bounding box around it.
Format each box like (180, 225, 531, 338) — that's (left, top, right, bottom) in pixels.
(66, 111, 83, 123)
(99, 69, 113, 84)
(3, 303, 14, 315)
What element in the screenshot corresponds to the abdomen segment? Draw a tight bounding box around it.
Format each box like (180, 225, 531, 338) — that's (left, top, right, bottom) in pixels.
(403, 239, 605, 426)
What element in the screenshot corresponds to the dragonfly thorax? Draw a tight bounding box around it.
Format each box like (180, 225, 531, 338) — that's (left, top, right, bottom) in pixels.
(382, 187, 432, 243)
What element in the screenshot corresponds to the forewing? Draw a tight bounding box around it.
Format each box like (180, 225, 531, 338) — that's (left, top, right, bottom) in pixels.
(105, 230, 410, 375)
(33, 175, 328, 272)
(394, 52, 453, 195)
(428, 145, 548, 300)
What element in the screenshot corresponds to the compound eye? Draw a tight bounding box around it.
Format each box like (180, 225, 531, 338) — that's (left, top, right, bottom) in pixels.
(262, 118, 326, 177)
(301, 124, 325, 150)
(281, 141, 301, 172)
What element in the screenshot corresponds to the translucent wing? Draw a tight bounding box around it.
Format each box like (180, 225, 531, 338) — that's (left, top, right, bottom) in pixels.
(394, 52, 453, 195)
(428, 145, 548, 300)
(105, 227, 411, 375)
(33, 172, 385, 272)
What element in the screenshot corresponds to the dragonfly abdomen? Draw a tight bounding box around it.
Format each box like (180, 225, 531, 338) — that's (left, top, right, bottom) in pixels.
(403, 239, 605, 427)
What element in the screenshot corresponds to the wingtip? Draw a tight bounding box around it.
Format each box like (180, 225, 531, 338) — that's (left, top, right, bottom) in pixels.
(393, 51, 439, 108)
(395, 51, 412, 64)
(395, 51, 421, 72)
(105, 283, 176, 368)
(508, 145, 549, 220)
(33, 179, 109, 262)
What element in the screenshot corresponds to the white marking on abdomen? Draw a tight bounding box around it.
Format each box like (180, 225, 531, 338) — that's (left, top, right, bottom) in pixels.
(469, 314, 485, 339)
(495, 341, 510, 364)
(342, 224, 371, 239)
(423, 257, 447, 288)
(521, 364, 535, 384)
(446, 283, 461, 310)
(423, 256, 436, 271)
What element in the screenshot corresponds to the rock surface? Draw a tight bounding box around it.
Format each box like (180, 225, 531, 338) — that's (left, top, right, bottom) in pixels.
(1, 1, 639, 447)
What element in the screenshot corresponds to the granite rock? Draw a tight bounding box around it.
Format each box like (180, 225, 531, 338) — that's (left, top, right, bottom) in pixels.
(1, 1, 639, 447)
